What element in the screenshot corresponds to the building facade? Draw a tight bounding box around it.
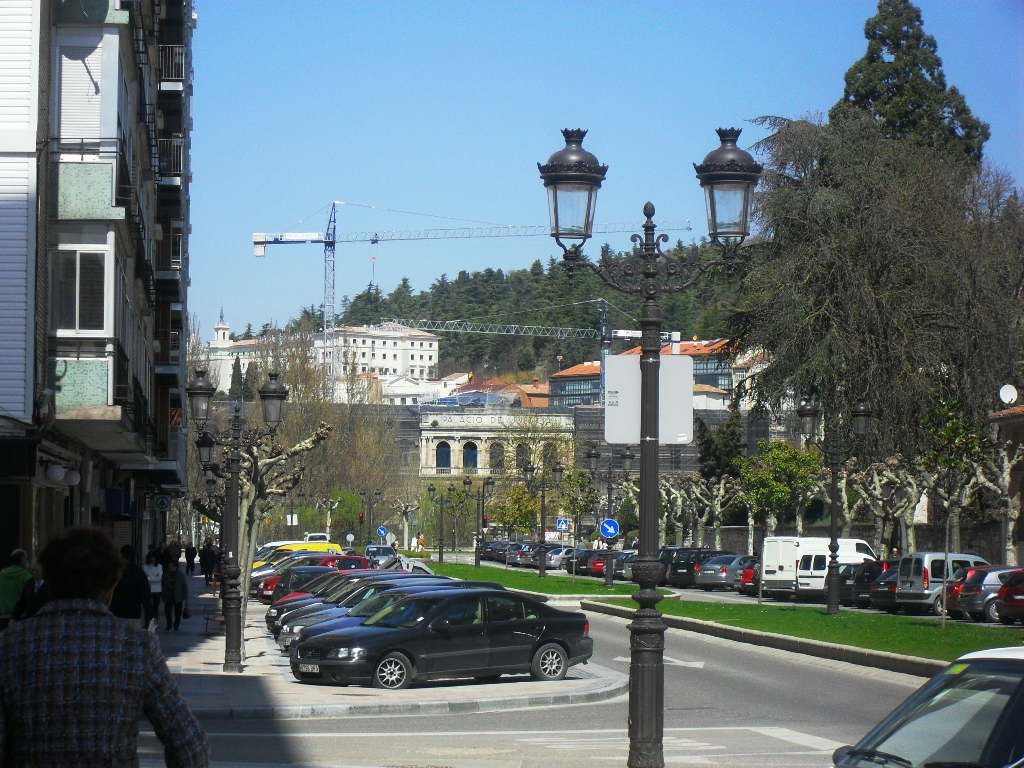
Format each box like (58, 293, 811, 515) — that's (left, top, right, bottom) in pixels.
(0, 0, 194, 557)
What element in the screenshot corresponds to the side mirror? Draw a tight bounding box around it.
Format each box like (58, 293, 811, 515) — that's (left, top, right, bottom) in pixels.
(831, 746, 852, 765)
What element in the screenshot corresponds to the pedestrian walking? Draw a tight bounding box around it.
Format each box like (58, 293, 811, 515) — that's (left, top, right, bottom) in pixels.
(185, 542, 198, 576)
(143, 552, 163, 629)
(110, 545, 149, 628)
(0, 527, 209, 766)
(199, 539, 217, 586)
(162, 560, 188, 631)
(11, 561, 48, 621)
(0, 549, 32, 630)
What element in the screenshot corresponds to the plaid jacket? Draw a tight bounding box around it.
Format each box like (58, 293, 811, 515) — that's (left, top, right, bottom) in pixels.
(0, 599, 209, 767)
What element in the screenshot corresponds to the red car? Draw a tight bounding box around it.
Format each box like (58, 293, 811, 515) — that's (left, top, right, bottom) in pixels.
(996, 570, 1024, 624)
(257, 554, 370, 603)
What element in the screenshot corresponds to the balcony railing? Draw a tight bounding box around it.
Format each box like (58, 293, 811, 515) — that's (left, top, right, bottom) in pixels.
(158, 137, 184, 176)
(423, 466, 505, 476)
(158, 233, 183, 271)
(159, 45, 185, 81)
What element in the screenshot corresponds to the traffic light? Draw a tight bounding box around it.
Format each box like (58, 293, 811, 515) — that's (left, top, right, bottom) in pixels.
(481, 515, 489, 528)
(358, 512, 364, 524)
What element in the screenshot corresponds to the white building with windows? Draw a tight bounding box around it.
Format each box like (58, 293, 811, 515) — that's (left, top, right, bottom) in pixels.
(315, 322, 440, 381)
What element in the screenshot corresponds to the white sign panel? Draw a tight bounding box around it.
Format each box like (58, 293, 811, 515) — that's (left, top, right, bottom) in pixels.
(604, 355, 694, 445)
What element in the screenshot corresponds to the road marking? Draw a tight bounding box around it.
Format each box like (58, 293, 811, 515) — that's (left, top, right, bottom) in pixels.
(748, 726, 844, 750)
(612, 655, 705, 668)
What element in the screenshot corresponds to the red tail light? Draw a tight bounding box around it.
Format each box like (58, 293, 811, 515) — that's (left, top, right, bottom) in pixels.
(720, 565, 728, 574)
(584, 619, 590, 635)
(953, 583, 964, 597)
(923, 570, 929, 588)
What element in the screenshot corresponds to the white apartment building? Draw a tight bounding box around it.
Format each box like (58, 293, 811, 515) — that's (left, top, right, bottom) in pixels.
(315, 322, 440, 380)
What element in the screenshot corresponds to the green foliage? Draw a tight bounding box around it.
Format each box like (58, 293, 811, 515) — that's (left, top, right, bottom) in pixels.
(738, 440, 820, 527)
(490, 483, 539, 535)
(696, 405, 744, 480)
(735, 112, 1019, 458)
(228, 357, 243, 400)
(921, 398, 990, 471)
(832, 0, 990, 162)
(560, 470, 598, 526)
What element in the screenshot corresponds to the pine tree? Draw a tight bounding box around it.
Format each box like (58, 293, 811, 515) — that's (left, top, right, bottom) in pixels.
(241, 362, 257, 402)
(228, 357, 243, 400)
(831, 0, 990, 161)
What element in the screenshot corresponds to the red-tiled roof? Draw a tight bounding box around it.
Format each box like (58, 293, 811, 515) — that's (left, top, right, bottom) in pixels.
(621, 338, 731, 356)
(551, 361, 601, 378)
(991, 405, 1024, 421)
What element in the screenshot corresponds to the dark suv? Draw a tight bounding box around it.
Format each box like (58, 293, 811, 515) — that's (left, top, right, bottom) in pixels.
(664, 548, 728, 588)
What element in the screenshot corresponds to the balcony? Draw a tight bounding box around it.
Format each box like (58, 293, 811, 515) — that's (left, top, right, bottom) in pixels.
(158, 137, 184, 182)
(157, 233, 183, 272)
(159, 45, 186, 83)
(421, 466, 505, 477)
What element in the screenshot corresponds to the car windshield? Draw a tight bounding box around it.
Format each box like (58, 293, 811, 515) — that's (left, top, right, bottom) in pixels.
(348, 591, 402, 618)
(365, 596, 444, 628)
(840, 659, 1024, 767)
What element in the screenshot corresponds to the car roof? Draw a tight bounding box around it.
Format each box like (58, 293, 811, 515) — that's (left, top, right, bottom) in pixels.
(958, 646, 1024, 662)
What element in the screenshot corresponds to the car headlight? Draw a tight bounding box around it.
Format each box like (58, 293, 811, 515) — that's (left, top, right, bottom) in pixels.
(289, 625, 304, 634)
(268, 609, 278, 617)
(326, 647, 364, 660)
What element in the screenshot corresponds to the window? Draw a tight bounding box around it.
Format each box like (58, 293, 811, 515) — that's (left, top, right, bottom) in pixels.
(463, 442, 478, 469)
(486, 595, 523, 622)
(490, 443, 505, 472)
(441, 597, 482, 626)
(435, 441, 451, 469)
(53, 250, 105, 331)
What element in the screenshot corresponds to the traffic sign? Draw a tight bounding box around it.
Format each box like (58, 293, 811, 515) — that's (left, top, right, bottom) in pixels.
(154, 495, 171, 513)
(555, 518, 570, 532)
(345, 533, 355, 543)
(599, 519, 620, 539)
(376, 525, 388, 537)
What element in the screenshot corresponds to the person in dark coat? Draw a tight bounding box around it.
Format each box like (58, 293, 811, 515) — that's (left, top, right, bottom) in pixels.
(199, 540, 217, 586)
(185, 543, 198, 576)
(109, 545, 149, 627)
(0, 527, 209, 766)
(11, 562, 49, 621)
(161, 561, 188, 631)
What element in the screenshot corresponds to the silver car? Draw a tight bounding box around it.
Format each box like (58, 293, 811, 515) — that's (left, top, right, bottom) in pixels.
(725, 554, 758, 589)
(957, 565, 1021, 622)
(694, 554, 742, 591)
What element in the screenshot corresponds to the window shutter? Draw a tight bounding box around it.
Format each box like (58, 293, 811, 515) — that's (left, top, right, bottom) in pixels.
(59, 44, 102, 139)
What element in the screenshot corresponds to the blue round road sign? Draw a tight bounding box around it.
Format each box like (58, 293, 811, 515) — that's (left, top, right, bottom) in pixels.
(376, 525, 388, 537)
(599, 519, 620, 539)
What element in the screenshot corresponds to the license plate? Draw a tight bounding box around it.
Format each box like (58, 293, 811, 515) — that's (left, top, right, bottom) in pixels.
(298, 663, 319, 673)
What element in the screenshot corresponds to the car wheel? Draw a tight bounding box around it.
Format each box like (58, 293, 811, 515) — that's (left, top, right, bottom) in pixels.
(984, 600, 1000, 624)
(932, 599, 947, 617)
(531, 643, 568, 681)
(373, 652, 413, 690)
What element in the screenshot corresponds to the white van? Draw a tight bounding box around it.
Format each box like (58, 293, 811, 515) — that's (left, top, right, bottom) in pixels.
(761, 536, 877, 599)
(794, 538, 878, 597)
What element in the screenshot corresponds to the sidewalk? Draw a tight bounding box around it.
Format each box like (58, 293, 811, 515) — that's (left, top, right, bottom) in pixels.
(156, 572, 627, 720)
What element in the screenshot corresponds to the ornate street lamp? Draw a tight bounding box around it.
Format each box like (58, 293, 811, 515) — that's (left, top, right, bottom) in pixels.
(359, 489, 383, 546)
(465, 476, 496, 567)
(186, 368, 289, 673)
(427, 483, 455, 563)
(539, 128, 759, 768)
(522, 460, 564, 578)
(588, 446, 634, 588)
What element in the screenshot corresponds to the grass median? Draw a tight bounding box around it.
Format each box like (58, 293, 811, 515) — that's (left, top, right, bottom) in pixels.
(591, 597, 1024, 661)
(430, 562, 651, 596)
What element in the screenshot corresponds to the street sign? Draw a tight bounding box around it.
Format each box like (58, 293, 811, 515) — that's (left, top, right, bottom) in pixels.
(345, 533, 355, 543)
(580, 514, 598, 528)
(555, 518, 570, 532)
(154, 495, 171, 513)
(600, 519, 620, 539)
(376, 525, 388, 538)
(604, 354, 694, 444)
(286, 514, 298, 526)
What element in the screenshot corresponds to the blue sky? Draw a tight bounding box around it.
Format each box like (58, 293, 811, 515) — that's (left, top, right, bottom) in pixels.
(189, 0, 1023, 340)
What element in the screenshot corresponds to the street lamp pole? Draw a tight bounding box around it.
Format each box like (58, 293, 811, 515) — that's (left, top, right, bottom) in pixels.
(465, 476, 496, 567)
(523, 461, 564, 578)
(797, 397, 872, 616)
(539, 128, 760, 767)
(589, 446, 634, 588)
(427, 484, 455, 563)
(187, 369, 287, 673)
(359, 489, 382, 543)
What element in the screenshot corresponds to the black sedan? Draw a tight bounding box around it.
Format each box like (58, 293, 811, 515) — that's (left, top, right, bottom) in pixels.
(290, 588, 593, 689)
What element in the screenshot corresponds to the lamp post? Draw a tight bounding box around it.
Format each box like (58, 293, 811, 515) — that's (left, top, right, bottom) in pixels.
(797, 397, 872, 615)
(539, 127, 760, 767)
(522, 460, 564, 578)
(359, 489, 383, 544)
(588, 446, 635, 588)
(186, 368, 288, 672)
(427, 483, 455, 563)
(465, 476, 496, 567)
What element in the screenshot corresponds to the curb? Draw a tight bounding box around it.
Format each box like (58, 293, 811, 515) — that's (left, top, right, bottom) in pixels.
(581, 600, 948, 678)
(189, 663, 629, 720)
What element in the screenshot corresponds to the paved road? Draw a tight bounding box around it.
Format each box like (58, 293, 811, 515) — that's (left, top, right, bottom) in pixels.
(142, 611, 925, 767)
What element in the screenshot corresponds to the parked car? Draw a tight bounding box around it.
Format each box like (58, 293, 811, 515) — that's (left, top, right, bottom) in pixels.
(563, 548, 595, 575)
(667, 549, 730, 588)
(265, 570, 373, 632)
(951, 565, 1021, 622)
(290, 588, 593, 688)
(364, 545, 398, 566)
(868, 568, 900, 612)
(695, 554, 743, 590)
(996, 569, 1024, 624)
(252, 553, 370, 598)
(725, 555, 758, 590)
(532, 546, 570, 569)
(482, 541, 510, 561)
(503, 543, 531, 566)
(613, 551, 636, 580)
(510, 543, 541, 567)
(266, 565, 336, 605)
(736, 561, 760, 596)
(830, 646, 1024, 768)
(842, 560, 895, 607)
(895, 551, 989, 615)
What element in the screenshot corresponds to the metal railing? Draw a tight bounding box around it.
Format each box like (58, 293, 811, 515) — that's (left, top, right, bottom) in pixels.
(158, 233, 183, 271)
(159, 45, 185, 81)
(158, 137, 184, 176)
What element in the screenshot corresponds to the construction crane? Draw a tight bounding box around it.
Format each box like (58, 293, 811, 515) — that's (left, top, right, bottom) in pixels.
(389, 300, 682, 402)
